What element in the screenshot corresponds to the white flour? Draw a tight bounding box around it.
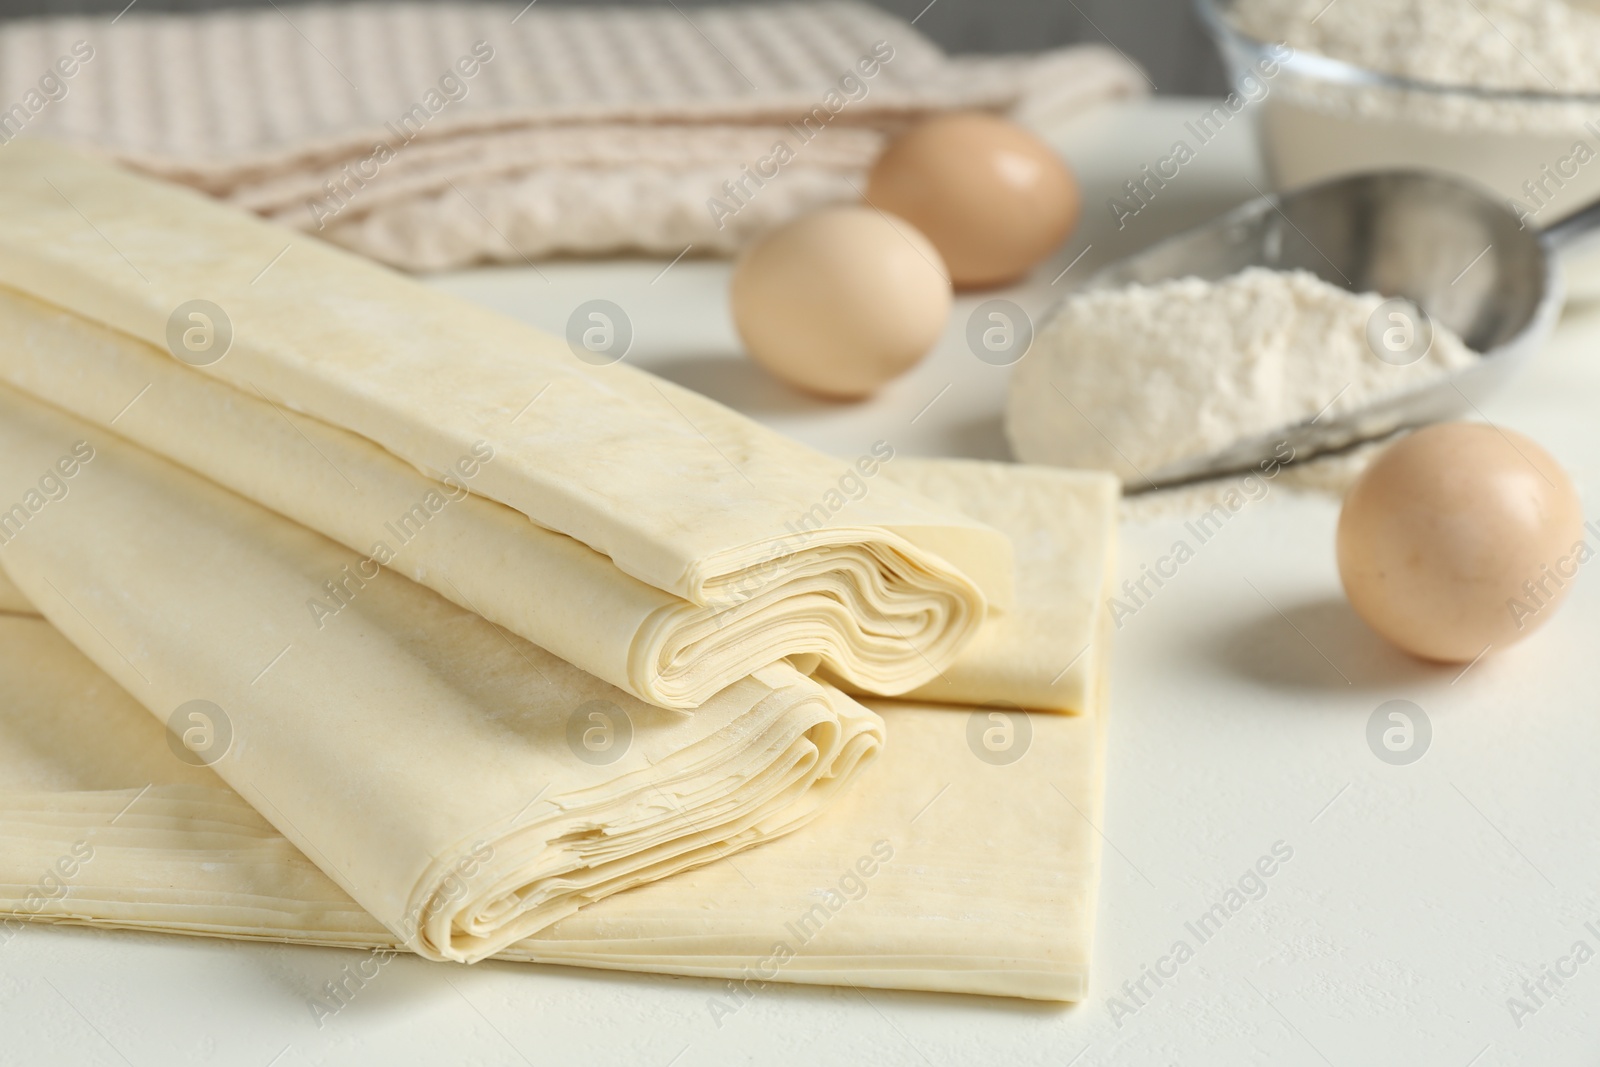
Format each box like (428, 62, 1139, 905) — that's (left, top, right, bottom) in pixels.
(1231, 0, 1600, 94)
(1228, 0, 1600, 274)
(1006, 268, 1478, 485)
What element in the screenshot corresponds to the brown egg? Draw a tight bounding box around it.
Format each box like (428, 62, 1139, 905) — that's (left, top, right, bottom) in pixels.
(865, 112, 1081, 290)
(1337, 422, 1586, 662)
(730, 206, 950, 400)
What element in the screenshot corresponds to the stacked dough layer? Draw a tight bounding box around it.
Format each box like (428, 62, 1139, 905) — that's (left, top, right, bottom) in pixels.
(0, 386, 887, 961)
(0, 141, 1009, 710)
(0, 455, 1117, 999)
(0, 142, 1120, 999)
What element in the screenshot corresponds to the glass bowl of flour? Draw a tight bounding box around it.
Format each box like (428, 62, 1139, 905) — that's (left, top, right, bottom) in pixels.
(1198, 0, 1600, 293)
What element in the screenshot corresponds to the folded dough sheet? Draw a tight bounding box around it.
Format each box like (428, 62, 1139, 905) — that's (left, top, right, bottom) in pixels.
(0, 453, 1116, 1000)
(867, 458, 1116, 712)
(0, 141, 1011, 709)
(0, 385, 884, 962)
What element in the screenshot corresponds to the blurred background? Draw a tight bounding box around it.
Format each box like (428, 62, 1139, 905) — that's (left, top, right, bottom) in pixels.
(0, 0, 1230, 94)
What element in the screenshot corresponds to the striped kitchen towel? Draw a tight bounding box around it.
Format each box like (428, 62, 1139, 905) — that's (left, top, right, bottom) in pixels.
(0, 2, 1144, 269)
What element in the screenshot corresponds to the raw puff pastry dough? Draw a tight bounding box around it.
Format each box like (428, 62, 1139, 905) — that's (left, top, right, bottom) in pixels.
(0, 286, 942, 709)
(0, 450, 1116, 999)
(863, 458, 1117, 712)
(0, 141, 1011, 707)
(0, 385, 883, 962)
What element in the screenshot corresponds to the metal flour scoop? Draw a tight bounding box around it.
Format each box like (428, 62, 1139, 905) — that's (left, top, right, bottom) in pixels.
(1084, 170, 1600, 489)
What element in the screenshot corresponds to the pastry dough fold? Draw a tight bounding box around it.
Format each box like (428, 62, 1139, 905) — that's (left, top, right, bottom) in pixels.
(0, 286, 969, 708)
(858, 458, 1119, 712)
(0, 385, 882, 961)
(0, 141, 1010, 706)
(0, 452, 1117, 1000)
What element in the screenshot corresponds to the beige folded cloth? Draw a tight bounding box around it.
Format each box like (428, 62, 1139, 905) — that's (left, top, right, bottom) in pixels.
(0, 455, 1116, 1000)
(0, 141, 1010, 709)
(0, 2, 1145, 268)
(0, 384, 883, 962)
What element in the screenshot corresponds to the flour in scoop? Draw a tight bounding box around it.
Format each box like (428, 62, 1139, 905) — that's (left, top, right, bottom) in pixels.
(1005, 268, 1478, 483)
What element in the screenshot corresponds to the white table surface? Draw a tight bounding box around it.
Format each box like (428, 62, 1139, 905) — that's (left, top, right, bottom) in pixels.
(6, 98, 1600, 1067)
